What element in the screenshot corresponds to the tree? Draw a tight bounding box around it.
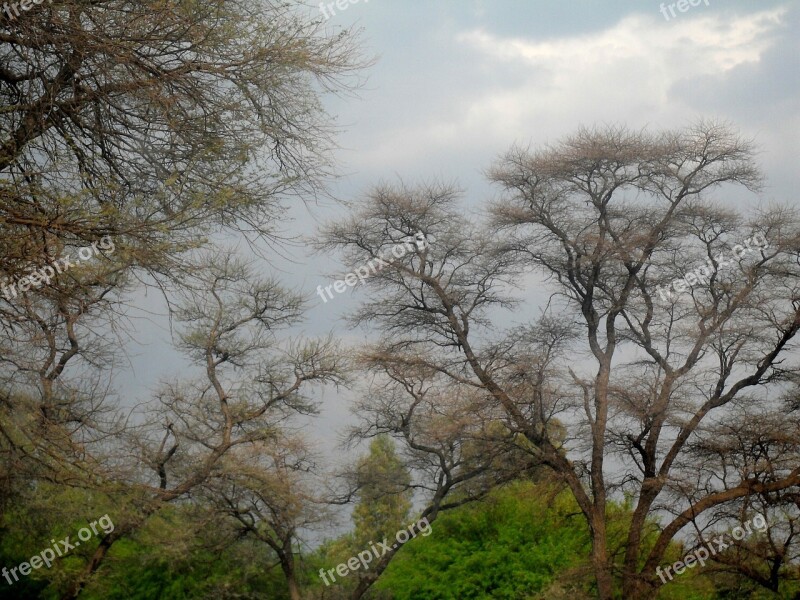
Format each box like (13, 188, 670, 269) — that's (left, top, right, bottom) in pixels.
(0, 248, 127, 501)
(678, 406, 800, 596)
(51, 254, 346, 599)
(320, 122, 800, 599)
(205, 435, 337, 600)
(351, 435, 412, 549)
(1, 0, 363, 270)
(375, 481, 597, 600)
(1, 2, 364, 596)
(0, 0, 362, 502)
(341, 353, 544, 599)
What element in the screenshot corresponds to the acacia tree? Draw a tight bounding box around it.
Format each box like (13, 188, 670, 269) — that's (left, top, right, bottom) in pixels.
(62, 255, 347, 600)
(342, 355, 547, 599)
(0, 0, 362, 493)
(0, 242, 128, 504)
(682, 406, 800, 595)
(0, 0, 362, 260)
(320, 122, 800, 599)
(0, 2, 363, 595)
(0, 0, 365, 316)
(206, 436, 334, 600)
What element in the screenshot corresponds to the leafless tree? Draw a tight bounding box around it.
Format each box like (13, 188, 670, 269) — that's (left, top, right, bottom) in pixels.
(1, 1, 364, 284)
(341, 352, 549, 599)
(319, 122, 800, 598)
(0, 0, 362, 494)
(61, 254, 346, 599)
(1, 4, 365, 595)
(203, 436, 335, 600)
(680, 404, 800, 595)
(0, 246, 128, 503)
(0, 0, 363, 478)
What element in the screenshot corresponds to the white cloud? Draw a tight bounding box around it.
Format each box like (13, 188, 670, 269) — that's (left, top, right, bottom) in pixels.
(460, 7, 785, 122)
(361, 7, 788, 169)
(458, 8, 785, 73)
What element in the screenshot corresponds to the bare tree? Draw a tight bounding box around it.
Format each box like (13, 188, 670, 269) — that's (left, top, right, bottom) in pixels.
(682, 405, 800, 595)
(1, 0, 364, 285)
(61, 254, 346, 599)
(343, 354, 547, 599)
(0, 244, 127, 502)
(205, 436, 334, 600)
(0, 0, 363, 486)
(0, 0, 362, 493)
(1, 4, 365, 595)
(319, 122, 800, 598)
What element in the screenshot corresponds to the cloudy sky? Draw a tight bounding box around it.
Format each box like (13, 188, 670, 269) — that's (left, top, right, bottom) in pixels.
(120, 0, 799, 482)
(308, 0, 797, 326)
(321, 0, 796, 194)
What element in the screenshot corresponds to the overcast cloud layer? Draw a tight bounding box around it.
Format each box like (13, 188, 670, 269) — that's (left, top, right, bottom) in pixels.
(121, 0, 799, 475)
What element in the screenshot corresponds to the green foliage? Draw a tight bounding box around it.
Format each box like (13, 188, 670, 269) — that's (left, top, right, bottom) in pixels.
(0, 484, 119, 600)
(3, 479, 797, 599)
(374, 481, 595, 599)
(352, 436, 412, 550)
(0, 495, 288, 600)
(78, 537, 287, 600)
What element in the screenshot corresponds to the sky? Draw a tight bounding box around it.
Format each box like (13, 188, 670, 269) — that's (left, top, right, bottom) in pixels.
(116, 0, 800, 517)
(320, 0, 796, 192)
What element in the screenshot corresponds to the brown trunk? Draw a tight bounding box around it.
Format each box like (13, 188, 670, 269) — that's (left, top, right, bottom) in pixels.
(351, 576, 377, 600)
(622, 575, 659, 600)
(590, 361, 613, 600)
(591, 518, 614, 600)
(279, 552, 302, 600)
(287, 574, 301, 600)
(60, 531, 121, 600)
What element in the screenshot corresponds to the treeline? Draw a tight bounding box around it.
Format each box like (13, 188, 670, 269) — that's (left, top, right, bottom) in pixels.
(3, 470, 798, 598)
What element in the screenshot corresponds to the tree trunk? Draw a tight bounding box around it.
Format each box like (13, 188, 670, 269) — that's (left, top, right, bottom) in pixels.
(60, 530, 122, 600)
(622, 575, 659, 600)
(287, 574, 302, 600)
(280, 555, 302, 600)
(591, 520, 614, 600)
(352, 575, 378, 600)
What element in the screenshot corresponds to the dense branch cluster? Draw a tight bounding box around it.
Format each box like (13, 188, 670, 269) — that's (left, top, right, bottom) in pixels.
(321, 122, 800, 599)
